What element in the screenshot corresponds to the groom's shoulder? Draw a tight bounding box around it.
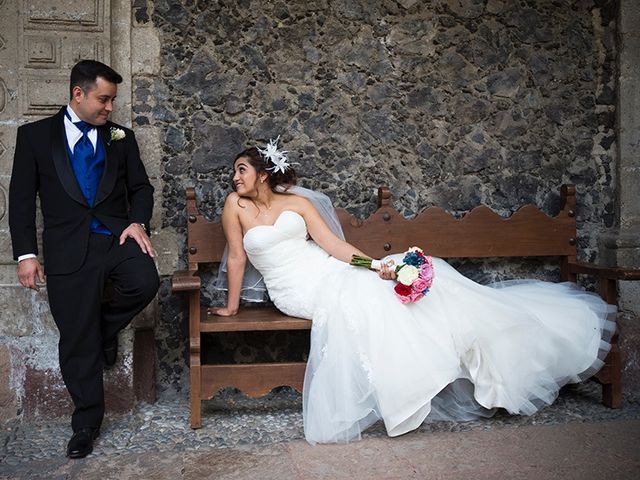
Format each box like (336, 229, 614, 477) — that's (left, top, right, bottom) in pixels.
(18, 112, 59, 134)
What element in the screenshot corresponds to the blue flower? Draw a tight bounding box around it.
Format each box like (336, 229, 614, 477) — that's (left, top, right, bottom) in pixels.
(403, 251, 425, 267)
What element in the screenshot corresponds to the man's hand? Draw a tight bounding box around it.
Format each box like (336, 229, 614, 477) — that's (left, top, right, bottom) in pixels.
(17, 258, 45, 291)
(119, 223, 157, 257)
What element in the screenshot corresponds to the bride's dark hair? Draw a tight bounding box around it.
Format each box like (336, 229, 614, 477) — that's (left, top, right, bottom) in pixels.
(232, 146, 297, 191)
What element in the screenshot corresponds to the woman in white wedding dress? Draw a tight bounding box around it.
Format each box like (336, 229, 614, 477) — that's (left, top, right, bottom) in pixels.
(213, 144, 615, 444)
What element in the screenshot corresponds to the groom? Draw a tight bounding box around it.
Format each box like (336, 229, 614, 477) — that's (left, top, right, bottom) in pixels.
(9, 60, 159, 458)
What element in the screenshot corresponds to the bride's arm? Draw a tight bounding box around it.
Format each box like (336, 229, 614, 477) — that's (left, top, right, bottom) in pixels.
(300, 197, 396, 280)
(212, 194, 246, 316)
(300, 197, 368, 263)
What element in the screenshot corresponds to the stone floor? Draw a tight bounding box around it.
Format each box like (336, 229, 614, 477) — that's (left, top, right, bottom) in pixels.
(2, 382, 640, 479)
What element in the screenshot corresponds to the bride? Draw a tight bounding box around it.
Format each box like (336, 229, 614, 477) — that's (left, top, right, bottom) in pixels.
(213, 140, 615, 444)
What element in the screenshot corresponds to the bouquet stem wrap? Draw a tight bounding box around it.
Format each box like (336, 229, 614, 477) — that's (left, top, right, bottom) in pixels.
(350, 256, 383, 271)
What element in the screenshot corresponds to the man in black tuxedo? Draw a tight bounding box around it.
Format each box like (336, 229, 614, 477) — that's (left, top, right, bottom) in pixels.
(9, 60, 159, 458)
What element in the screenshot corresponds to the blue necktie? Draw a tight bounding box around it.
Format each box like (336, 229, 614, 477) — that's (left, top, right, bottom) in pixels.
(73, 120, 95, 167)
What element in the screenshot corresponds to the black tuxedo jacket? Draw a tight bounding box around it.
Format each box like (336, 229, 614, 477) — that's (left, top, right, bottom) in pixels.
(9, 107, 154, 275)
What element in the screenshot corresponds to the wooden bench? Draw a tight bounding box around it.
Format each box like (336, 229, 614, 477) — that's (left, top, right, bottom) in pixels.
(172, 184, 640, 429)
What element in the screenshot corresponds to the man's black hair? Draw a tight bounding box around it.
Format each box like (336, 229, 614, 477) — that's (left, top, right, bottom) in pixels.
(69, 60, 122, 99)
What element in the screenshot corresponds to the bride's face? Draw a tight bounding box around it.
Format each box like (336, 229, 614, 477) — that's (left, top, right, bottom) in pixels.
(233, 157, 262, 196)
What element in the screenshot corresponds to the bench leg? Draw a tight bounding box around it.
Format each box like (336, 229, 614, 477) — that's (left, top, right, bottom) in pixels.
(602, 344, 622, 409)
(191, 362, 202, 429)
(598, 278, 622, 408)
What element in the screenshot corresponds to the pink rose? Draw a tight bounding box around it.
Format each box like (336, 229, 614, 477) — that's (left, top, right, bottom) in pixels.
(412, 278, 429, 293)
(409, 291, 423, 302)
(395, 293, 411, 304)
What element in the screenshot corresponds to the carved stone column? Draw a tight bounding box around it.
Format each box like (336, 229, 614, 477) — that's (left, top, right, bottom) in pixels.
(600, 0, 640, 394)
(0, 0, 155, 422)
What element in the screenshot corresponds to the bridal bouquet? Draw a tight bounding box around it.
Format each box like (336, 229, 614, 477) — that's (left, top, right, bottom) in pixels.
(350, 247, 434, 304)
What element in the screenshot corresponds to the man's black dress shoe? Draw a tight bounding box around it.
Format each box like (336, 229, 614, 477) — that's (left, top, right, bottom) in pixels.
(103, 337, 118, 368)
(66, 427, 99, 459)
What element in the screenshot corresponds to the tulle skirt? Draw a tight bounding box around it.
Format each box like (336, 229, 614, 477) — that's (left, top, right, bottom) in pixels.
(302, 257, 615, 444)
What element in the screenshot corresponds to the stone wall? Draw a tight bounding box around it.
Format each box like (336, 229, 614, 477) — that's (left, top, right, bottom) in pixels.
(146, 0, 623, 393)
(1, 0, 637, 422)
(604, 0, 640, 392)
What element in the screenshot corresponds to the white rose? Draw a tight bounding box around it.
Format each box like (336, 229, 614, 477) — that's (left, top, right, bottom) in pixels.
(397, 264, 419, 286)
(408, 246, 424, 254)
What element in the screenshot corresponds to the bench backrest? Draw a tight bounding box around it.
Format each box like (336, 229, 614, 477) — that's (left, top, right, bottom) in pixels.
(183, 185, 577, 269)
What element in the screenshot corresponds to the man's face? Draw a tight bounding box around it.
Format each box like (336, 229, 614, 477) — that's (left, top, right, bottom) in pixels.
(71, 76, 117, 126)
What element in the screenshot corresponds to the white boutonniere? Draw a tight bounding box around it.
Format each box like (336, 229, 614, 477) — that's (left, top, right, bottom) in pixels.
(110, 127, 126, 142)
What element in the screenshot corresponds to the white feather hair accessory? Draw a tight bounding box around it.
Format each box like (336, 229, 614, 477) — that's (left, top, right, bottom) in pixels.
(257, 136, 298, 174)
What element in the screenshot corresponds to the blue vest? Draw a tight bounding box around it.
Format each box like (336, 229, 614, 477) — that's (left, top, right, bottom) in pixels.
(65, 127, 112, 235)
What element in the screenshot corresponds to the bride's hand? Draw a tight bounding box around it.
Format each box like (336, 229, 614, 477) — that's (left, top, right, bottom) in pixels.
(211, 306, 238, 316)
(377, 260, 396, 281)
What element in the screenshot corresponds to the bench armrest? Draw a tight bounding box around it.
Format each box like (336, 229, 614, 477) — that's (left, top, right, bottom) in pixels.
(567, 261, 640, 281)
(172, 269, 202, 292)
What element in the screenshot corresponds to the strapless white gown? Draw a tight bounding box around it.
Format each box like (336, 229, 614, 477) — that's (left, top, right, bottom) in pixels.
(243, 210, 616, 444)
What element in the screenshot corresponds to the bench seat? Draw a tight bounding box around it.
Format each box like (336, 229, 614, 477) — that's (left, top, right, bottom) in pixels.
(173, 184, 638, 428)
(200, 307, 311, 332)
